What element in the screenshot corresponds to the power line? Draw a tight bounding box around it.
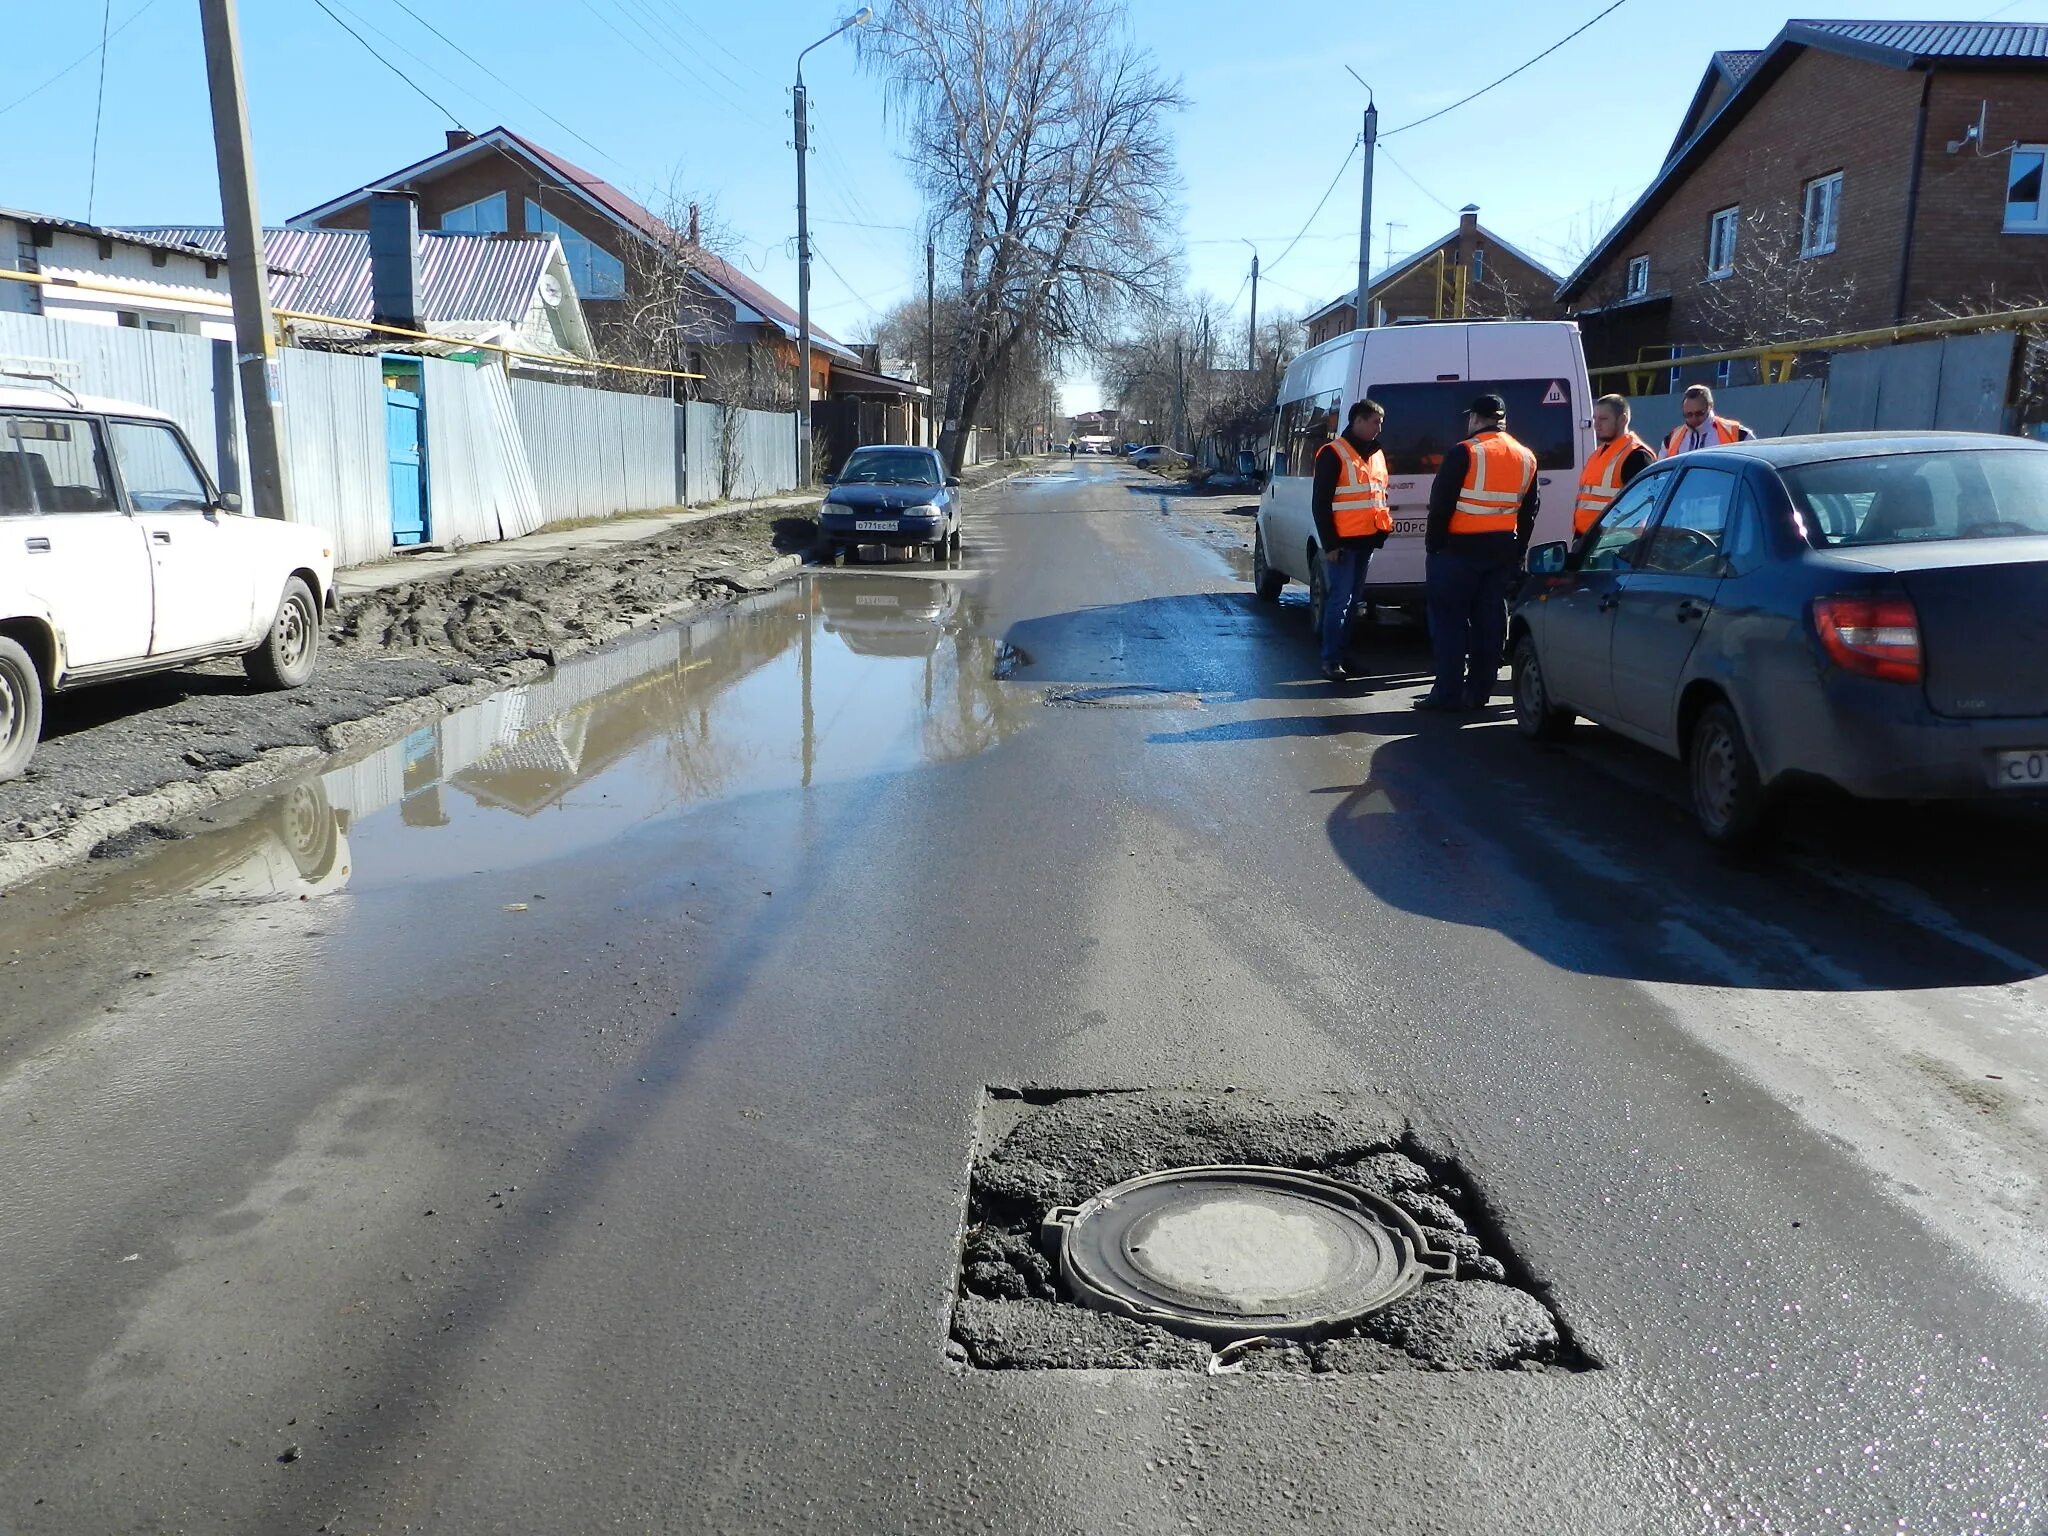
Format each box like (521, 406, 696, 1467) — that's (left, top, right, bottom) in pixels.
(0, 0, 159, 124)
(375, 0, 633, 179)
(1264, 139, 1361, 275)
(1381, 0, 1633, 138)
(607, 0, 768, 127)
(86, 0, 112, 221)
(1377, 145, 1458, 217)
(811, 240, 877, 313)
(310, 0, 465, 126)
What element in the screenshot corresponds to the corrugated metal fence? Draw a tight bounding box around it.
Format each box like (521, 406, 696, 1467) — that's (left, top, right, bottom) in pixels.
(1, 311, 802, 568)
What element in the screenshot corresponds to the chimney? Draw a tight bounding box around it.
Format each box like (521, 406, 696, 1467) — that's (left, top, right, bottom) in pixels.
(687, 203, 700, 245)
(445, 128, 475, 152)
(369, 189, 423, 334)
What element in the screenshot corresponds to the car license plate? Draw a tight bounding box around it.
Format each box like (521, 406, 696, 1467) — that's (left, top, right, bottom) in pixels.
(854, 520, 897, 532)
(1991, 749, 2048, 789)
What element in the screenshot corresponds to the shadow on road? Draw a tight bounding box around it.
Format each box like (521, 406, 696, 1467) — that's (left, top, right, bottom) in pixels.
(1146, 612, 2048, 993)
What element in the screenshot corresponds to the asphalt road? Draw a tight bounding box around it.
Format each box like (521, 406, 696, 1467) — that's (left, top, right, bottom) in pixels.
(3, 459, 2045, 1534)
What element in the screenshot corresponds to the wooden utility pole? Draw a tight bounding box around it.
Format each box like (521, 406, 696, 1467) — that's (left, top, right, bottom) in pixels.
(925, 239, 936, 447)
(197, 0, 290, 520)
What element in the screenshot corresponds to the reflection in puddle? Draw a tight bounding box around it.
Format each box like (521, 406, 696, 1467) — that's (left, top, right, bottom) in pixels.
(104, 574, 1027, 900)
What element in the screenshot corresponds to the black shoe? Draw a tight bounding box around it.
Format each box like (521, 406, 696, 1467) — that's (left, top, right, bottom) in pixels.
(1412, 694, 1466, 713)
(1322, 662, 1352, 683)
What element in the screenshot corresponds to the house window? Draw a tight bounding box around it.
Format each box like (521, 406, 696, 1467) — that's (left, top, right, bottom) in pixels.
(1801, 172, 1842, 257)
(1470, 248, 1485, 284)
(524, 200, 625, 300)
(1625, 255, 1650, 300)
(2007, 146, 2048, 233)
(441, 192, 507, 234)
(1707, 206, 1740, 278)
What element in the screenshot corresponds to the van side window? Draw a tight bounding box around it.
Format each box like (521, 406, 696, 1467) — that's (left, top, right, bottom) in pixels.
(1273, 389, 1338, 480)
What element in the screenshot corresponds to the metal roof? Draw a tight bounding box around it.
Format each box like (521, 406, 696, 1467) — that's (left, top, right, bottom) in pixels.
(1788, 19, 2048, 65)
(1303, 220, 1562, 324)
(122, 226, 555, 326)
(0, 208, 242, 266)
(285, 126, 861, 363)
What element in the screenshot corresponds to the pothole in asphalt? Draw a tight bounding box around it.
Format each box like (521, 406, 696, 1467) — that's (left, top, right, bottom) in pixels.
(1040, 685, 1207, 710)
(948, 1088, 1595, 1375)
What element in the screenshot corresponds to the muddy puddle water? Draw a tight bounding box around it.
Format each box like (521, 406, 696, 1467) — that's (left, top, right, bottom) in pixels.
(71, 573, 1029, 905)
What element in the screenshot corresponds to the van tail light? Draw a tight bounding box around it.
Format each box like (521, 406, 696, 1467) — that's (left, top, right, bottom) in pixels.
(1812, 593, 1922, 683)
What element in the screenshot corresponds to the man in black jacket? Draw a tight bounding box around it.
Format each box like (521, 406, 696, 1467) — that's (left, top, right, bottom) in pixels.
(1310, 400, 1391, 681)
(1418, 395, 1540, 712)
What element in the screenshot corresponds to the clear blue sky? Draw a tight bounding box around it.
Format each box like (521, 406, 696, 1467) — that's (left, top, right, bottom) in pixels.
(6, 0, 2046, 413)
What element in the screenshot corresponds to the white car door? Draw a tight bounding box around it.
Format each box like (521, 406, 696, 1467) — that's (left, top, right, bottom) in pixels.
(108, 418, 257, 656)
(1, 413, 153, 671)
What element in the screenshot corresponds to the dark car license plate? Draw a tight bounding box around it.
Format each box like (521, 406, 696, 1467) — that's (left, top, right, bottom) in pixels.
(1990, 748, 2048, 789)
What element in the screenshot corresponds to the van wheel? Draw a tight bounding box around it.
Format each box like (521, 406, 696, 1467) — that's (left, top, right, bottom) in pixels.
(1690, 701, 1768, 850)
(1252, 530, 1285, 602)
(245, 576, 320, 691)
(1512, 635, 1573, 741)
(1307, 551, 1328, 635)
(0, 636, 44, 783)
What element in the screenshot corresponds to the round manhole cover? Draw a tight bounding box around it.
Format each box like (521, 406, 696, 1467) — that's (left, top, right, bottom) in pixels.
(1041, 1165, 1456, 1339)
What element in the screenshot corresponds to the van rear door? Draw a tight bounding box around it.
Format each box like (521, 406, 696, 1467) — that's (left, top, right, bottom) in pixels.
(1356, 327, 1471, 559)
(1466, 326, 1591, 551)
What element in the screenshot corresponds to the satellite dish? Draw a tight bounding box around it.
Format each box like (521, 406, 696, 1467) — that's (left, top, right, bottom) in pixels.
(538, 273, 563, 308)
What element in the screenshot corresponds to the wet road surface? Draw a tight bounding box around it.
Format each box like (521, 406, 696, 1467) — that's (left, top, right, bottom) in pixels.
(3, 460, 2046, 1533)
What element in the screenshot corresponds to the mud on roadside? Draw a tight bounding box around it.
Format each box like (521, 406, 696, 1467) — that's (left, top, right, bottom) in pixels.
(0, 506, 817, 853)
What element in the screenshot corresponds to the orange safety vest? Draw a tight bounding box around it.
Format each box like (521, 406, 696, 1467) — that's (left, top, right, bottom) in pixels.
(1448, 430, 1537, 536)
(1663, 416, 1744, 457)
(1318, 435, 1392, 539)
(1574, 432, 1651, 535)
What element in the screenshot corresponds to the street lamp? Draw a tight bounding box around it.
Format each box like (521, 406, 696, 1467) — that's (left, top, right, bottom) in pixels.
(795, 6, 872, 485)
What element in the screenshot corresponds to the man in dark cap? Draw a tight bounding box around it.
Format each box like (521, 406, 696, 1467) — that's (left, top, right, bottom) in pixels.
(1418, 394, 1540, 712)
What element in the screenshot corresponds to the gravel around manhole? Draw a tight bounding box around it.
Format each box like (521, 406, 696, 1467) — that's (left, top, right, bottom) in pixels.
(951, 1089, 1589, 1375)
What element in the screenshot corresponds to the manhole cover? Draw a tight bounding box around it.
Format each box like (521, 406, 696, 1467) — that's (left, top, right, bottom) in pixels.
(1042, 1165, 1455, 1340)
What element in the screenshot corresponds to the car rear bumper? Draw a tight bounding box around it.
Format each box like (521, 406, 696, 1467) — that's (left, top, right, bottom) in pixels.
(1764, 672, 2048, 800)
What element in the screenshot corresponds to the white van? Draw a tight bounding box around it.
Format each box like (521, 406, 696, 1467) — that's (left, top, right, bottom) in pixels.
(1251, 320, 1592, 620)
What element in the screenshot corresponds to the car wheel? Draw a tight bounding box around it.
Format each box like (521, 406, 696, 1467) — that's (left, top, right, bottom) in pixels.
(245, 575, 320, 691)
(929, 538, 949, 565)
(274, 780, 340, 881)
(1690, 700, 1768, 850)
(1307, 550, 1328, 636)
(0, 635, 44, 783)
(1512, 635, 1573, 741)
(948, 524, 962, 555)
(1252, 530, 1285, 602)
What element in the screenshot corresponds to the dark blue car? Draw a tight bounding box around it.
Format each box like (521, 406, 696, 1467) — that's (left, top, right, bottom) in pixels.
(1510, 433, 2048, 847)
(819, 445, 960, 564)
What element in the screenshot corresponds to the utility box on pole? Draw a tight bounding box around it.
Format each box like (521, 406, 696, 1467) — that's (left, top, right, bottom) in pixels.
(198, 0, 292, 521)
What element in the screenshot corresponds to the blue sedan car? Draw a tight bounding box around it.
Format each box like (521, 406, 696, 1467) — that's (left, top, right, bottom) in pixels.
(819, 445, 961, 564)
(1510, 433, 2048, 847)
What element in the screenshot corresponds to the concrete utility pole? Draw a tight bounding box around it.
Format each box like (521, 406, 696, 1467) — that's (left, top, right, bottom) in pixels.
(793, 7, 871, 486)
(925, 238, 936, 446)
(1242, 240, 1260, 371)
(1357, 100, 1378, 332)
(197, 0, 290, 520)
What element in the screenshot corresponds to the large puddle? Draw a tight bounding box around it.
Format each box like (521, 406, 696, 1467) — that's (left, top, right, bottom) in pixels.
(95, 572, 1029, 904)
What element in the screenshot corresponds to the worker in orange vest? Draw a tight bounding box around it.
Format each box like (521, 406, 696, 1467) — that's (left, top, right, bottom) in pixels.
(1664, 384, 1756, 456)
(1575, 394, 1656, 537)
(1311, 399, 1393, 682)
(1419, 394, 1539, 713)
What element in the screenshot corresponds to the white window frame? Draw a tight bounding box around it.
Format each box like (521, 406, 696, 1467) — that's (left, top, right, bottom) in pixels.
(2007, 145, 2048, 234)
(1470, 248, 1486, 284)
(524, 200, 626, 300)
(1801, 172, 1842, 257)
(1625, 255, 1650, 300)
(1707, 206, 1740, 279)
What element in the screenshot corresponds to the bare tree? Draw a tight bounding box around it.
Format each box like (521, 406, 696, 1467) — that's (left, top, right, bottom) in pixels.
(862, 0, 1184, 471)
(1692, 202, 1857, 350)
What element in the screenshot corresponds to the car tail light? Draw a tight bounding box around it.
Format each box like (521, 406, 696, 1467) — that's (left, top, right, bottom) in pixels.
(1812, 593, 1922, 683)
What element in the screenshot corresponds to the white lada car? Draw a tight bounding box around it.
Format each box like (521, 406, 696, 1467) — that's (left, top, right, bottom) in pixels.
(0, 382, 334, 781)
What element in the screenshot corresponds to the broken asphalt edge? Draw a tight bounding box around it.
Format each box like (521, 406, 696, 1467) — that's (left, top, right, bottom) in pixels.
(0, 460, 1045, 896)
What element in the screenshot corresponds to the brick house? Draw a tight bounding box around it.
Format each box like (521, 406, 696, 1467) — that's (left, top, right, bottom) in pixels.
(1559, 20, 2048, 377)
(291, 126, 858, 400)
(1303, 208, 1560, 348)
